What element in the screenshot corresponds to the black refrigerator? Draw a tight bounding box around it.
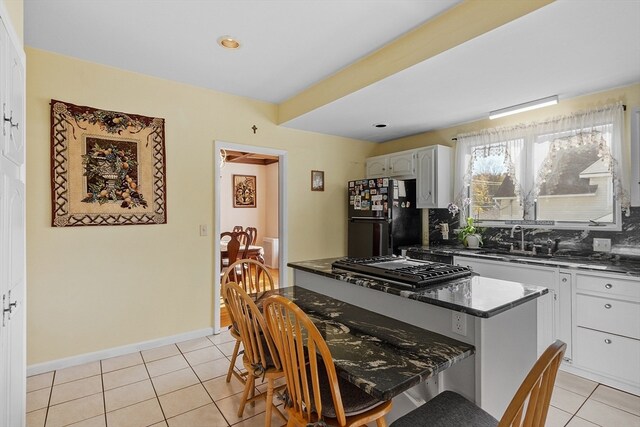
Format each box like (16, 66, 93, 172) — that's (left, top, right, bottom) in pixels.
(347, 178, 422, 257)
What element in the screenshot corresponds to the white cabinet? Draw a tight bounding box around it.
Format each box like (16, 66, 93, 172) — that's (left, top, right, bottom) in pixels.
(0, 12, 26, 427)
(366, 150, 416, 179)
(388, 151, 415, 178)
(416, 145, 452, 209)
(365, 145, 453, 208)
(573, 272, 640, 392)
(453, 257, 565, 358)
(631, 106, 639, 206)
(365, 155, 389, 178)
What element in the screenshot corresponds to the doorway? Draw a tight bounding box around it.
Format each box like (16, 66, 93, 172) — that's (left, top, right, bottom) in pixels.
(213, 141, 287, 333)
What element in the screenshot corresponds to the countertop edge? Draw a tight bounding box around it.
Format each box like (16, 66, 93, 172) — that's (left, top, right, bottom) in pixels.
(288, 259, 548, 318)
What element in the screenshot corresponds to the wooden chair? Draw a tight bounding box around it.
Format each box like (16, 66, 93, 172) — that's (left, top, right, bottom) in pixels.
(220, 231, 250, 270)
(223, 282, 286, 427)
(222, 259, 276, 384)
(245, 226, 258, 245)
(233, 225, 244, 233)
(263, 295, 392, 427)
(390, 340, 567, 427)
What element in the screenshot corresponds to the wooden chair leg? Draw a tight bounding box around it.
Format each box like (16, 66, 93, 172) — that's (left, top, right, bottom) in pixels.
(264, 378, 274, 427)
(238, 374, 255, 417)
(376, 416, 388, 427)
(226, 338, 241, 383)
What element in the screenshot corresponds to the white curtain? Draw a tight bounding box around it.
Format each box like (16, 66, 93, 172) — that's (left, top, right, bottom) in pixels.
(454, 102, 629, 221)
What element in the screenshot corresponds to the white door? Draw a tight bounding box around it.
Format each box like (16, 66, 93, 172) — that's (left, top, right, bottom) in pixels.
(0, 15, 26, 427)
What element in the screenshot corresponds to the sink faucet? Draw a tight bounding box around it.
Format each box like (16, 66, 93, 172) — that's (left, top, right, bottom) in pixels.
(510, 225, 526, 252)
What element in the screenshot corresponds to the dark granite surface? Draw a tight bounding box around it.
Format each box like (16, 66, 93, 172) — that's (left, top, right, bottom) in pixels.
(288, 258, 548, 318)
(260, 286, 475, 401)
(406, 246, 640, 277)
(427, 206, 640, 272)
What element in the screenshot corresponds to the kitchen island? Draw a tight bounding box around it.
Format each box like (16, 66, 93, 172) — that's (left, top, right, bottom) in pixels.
(289, 258, 549, 420)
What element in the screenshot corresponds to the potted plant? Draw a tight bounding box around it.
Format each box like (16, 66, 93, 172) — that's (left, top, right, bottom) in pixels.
(458, 217, 483, 248)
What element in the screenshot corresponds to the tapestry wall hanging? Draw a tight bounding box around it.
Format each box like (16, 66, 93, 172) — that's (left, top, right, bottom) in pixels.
(50, 100, 167, 226)
(233, 175, 256, 208)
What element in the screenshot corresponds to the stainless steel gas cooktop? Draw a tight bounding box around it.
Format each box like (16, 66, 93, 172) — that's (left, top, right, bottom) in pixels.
(332, 256, 473, 288)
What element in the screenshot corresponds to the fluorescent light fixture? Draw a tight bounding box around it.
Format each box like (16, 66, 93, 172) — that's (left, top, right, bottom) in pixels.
(489, 95, 558, 120)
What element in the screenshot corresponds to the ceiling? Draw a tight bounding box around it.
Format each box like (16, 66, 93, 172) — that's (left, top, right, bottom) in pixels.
(24, 0, 640, 143)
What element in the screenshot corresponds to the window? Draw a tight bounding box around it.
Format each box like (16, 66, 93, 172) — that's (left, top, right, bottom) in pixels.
(455, 103, 628, 230)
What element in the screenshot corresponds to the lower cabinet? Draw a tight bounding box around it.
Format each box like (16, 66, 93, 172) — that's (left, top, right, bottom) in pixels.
(453, 256, 640, 395)
(453, 257, 565, 358)
(573, 271, 640, 392)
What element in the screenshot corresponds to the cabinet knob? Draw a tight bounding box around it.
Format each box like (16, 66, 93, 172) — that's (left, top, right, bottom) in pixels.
(604, 339, 612, 344)
(604, 303, 612, 309)
(605, 283, 612, 289)
(561, 278, 567, 283)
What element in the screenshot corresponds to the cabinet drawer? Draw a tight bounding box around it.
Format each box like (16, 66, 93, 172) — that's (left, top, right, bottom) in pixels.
(576, 294, 640, 339)
(574, 327, 640, 385)
(576, 273, 640, 299)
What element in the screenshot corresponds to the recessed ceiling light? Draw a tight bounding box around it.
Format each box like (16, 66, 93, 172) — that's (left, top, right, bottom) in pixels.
(373, 123, 388, 128)
(218, 36, 241, 49)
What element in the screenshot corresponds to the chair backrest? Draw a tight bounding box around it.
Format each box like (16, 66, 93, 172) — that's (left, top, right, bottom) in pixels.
(245, 227, 258, 245)
(222, 258, 275, 294)
(232, 225, 244, 233)
(223, 282, 280, 373)
(221, 231, 250, 265)
(499, 340, 567, 427)
(263, 295, 349, 426)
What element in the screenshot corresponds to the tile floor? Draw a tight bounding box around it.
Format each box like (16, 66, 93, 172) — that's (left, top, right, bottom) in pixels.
(26, 329, 640, 427)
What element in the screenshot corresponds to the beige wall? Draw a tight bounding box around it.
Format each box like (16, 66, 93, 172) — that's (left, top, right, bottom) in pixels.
(26, 47, 375, 365)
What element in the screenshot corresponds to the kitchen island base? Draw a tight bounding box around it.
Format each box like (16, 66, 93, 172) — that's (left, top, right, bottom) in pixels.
(293, 268, 539, 420)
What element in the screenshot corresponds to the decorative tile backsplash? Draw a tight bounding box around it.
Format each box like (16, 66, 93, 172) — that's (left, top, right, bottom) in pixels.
(428, 207, 640, 258)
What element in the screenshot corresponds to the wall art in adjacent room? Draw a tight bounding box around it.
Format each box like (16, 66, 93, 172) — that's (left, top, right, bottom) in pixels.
(233, 174, 257, 208)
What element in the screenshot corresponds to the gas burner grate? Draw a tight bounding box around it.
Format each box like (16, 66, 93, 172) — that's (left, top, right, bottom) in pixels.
(332, 256, 473, 288)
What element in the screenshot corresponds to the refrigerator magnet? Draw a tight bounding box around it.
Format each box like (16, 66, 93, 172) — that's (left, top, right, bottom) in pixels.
(401, 202, 406, 208)
(383, 178, 389, 187)
(349, 181, 354, 188)
(354, 195, 361, 209)
(370, 189, 377, 195)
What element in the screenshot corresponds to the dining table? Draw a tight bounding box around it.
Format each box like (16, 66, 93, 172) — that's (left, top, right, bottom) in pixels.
(255, 286, 475, 402)
(220, 241, 265, 264)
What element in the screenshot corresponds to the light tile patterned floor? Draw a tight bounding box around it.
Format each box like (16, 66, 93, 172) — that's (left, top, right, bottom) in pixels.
(27, 330, 640, 427)
(26, 330, 286, 427)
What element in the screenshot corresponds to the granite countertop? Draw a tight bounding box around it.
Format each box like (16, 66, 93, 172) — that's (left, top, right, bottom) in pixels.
(262, 286, 475, 401)
(406, 246, 640, 277)
(288, 258, 548, 318)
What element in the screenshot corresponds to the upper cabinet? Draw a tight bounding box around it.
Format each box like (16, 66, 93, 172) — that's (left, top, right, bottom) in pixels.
(388, 151, 415, 178)
(366, 145, 452, 208)
(416, 145, 452, 209)
(366, 150, 416, 179)
(365, 155, 389, 178)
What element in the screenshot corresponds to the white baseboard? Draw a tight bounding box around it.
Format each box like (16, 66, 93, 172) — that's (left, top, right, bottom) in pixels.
(27, 327, 216, 377)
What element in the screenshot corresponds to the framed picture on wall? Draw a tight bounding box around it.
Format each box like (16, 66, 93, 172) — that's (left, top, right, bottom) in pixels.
(233, 175, 257, 208)
(311, 170, 324, 191)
